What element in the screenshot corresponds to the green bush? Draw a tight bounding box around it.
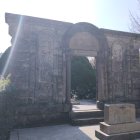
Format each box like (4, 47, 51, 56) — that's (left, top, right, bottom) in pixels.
(0, 75, 11, 92)
(0, 75, 16, 140)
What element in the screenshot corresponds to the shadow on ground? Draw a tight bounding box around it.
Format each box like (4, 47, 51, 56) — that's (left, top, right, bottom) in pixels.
(10, 124, 99, 140)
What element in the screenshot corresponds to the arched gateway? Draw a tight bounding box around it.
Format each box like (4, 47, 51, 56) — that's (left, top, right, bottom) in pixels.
(5, 13, 140, 126)
(62, 22, 109, 108)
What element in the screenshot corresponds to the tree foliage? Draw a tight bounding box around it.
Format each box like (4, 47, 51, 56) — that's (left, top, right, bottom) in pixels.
(0, 47, 16, 139)
(71, 56, 96, 99)
(130, 0, 140, 32)
(0, 75, 11, 92)
(0, 75, 15, 140)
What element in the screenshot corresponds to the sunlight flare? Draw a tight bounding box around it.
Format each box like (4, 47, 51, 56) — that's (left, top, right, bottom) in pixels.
(1, 15, 23, 78)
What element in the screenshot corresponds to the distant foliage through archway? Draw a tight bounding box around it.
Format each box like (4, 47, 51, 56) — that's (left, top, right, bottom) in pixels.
(71, 56, 96, 99)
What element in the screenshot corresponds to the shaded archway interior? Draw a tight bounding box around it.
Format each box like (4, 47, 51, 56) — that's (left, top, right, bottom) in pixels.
(64, 22, 109, 109)
(70, 32, 98, 105)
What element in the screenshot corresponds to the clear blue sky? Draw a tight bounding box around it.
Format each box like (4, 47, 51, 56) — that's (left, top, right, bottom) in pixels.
(0, 0, 139, 52)
(93, 0, 139, 31)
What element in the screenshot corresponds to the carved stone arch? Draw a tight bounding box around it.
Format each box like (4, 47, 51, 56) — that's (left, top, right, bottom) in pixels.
(62, 22, 109, 108)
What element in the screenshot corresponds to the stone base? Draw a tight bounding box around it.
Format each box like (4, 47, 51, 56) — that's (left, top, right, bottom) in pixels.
(100, 122, 140, 135)
(104, 104, 135, 125)
(15, 112, 70, 128)
(95, 129, 140, 140)
(14, 103, 72, 128)
(96, 101, 104, 110)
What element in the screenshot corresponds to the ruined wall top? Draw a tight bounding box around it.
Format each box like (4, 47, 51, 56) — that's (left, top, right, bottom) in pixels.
(5, 13, 72, 27)
(5, 13, 73, 37)
(101, 28, 140, 40)
(5, 13, 140, 40)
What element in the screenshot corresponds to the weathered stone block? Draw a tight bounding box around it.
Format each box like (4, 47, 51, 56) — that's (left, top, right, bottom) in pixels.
(100, 122, 140, 135)
(104, 104, 135, 124)
(95, 129, 140, 140)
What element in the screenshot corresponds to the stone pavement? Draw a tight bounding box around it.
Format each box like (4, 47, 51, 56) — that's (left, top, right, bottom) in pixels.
(73, 99, 98, 111)
(10, 124, 99, 140)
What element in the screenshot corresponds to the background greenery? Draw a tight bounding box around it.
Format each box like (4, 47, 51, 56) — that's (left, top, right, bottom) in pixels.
(71, 56, 96, 99)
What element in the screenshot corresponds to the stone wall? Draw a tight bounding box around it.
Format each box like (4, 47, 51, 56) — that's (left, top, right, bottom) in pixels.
(5, 13, 72, 126)
(102, 29, 140, 106)
(3, 13, 140, 126)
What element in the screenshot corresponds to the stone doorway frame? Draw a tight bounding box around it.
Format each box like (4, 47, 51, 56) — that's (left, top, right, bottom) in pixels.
(62, 22, 109, 109)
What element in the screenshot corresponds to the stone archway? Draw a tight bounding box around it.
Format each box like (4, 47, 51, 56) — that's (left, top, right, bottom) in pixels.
(62, 22, 109, 109)
(5, 13, 140, 126)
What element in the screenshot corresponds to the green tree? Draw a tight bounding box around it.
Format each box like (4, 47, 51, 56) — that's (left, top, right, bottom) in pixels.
(0, 47, 15, 139)
(0, 75, 15, 140)
(71, 56, 96, 99)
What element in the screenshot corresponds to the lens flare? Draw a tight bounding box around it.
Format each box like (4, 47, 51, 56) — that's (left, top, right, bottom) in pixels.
(1, 15, 23, 78)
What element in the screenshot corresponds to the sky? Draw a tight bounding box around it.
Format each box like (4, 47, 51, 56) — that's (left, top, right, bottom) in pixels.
(0, 0, 139, 52)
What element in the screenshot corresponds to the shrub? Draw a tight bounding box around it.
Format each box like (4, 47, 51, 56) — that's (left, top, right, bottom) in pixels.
(0, 75, 16, 140)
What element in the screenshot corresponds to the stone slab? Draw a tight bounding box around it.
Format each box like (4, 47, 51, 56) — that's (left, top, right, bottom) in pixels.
(95, 129, 140, 140)
(100, 122, 140, 135)
(104, 104, 135, 125)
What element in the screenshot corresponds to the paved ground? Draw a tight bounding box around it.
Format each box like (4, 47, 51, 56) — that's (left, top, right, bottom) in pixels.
(10, 124, 99, 140)
(10, 100, 100, 140)
(10, 100, 140, 140)
(73, 99, 98, 111)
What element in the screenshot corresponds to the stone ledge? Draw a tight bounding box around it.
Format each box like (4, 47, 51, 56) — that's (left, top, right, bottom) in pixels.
(95, 129, 140, 140)
(100, 122, 140, 135)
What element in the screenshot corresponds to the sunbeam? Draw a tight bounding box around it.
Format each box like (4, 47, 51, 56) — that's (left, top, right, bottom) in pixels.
(1, 15, 23, 79)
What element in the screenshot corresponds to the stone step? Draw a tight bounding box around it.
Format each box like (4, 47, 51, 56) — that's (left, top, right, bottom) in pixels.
(100, 121, 140, 135)
(95, 129, 140, 140)
(72, 117, 104, 126)
(71, 110, 104, 119)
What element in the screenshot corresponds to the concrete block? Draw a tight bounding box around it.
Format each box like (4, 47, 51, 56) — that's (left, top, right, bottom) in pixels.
(100, 122, 140, 135)
(95, 129, 140, 140)
(104, 104, 135, 125)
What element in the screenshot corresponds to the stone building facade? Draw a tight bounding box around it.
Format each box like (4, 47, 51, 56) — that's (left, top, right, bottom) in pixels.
(5, 13, 140, 125)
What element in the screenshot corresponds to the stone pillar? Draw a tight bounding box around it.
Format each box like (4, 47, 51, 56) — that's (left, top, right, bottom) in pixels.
(96, 48, 109, 110)
(96, 104, 140, 140)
